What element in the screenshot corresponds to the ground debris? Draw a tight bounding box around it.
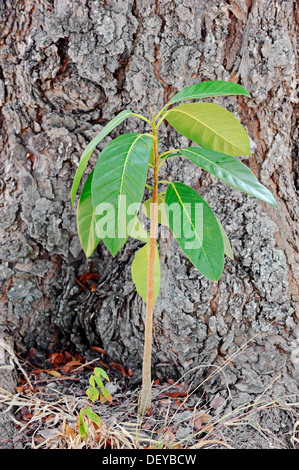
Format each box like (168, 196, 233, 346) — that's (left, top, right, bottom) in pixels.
(0, 347, 298, 449)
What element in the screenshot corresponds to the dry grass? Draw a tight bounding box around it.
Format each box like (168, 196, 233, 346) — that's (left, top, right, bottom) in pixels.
(1, 371, 298, 449)
(1, 312, 299, 449)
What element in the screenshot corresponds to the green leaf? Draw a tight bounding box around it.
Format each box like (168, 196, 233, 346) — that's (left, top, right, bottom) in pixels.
(79, 409, 89, 437)
(89, 375, 95, 387)
(78, 421, 87, 439)
(102, 388, 112, 400)
(164, 102, 251, 156)
(92, 133, 152, 256)
(94, 375, 104, 390)
(77, 170, 101, 258)
(180, 147, 277, 207)
(82, 406, 102, 427)
(71, 109, 132, 205)
(166, 80, 250, 107)
(216, 218, 234, 260)
(165, 182, 224, 281)
(131, 243, 160, 305)
(142, 194, 169, 227)
(86, 386, 99, 403)
(94, 367, 110, 382)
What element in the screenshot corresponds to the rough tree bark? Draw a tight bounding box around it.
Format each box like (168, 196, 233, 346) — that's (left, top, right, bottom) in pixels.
(0, 0, 298, 447)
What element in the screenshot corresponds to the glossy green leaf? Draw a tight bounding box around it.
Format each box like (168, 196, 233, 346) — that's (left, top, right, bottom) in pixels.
(86, 386, 99, 403)
(142, 194, 169, 227)
(164, 102, 250, 156)
(71, 109, 132, 205)
(94, 375, 104, 390)
(78, 409, 89, 437)
(180, 147, 277, 207)
(94, 367, 110, 382)
(82, 407, 102, 427)
(166, 80, 250, 107)
(165, 182, 224, 281)
(77, 171, 101, 258)
(78, 422, 87, 438)
(102, 388, 112, 400)
(131, 243, 160, 304)
(89, 375, 95, 387)
(216, 218, 234, 260)
(92, 133, 152, 256)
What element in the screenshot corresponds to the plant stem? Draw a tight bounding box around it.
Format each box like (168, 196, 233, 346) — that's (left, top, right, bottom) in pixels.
(154, 104, 170, 122)
(139, 111, 159, 415)
(156, 109, 171, 129)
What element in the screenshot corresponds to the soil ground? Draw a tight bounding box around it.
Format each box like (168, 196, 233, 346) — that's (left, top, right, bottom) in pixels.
(1, 346, 298, 450)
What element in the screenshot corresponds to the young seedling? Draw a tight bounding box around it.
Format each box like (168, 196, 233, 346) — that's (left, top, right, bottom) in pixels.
(77, 367, 112, 439)
(71, 81, 277, 415)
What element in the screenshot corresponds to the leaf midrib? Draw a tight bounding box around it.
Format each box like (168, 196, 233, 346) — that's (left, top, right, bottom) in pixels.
(119, 134, 145, 197)
(183, 148, 246, 185)
(182, 148, 272, 202)
(170, 183, 218, 278)
(71, 110, 132, 204)
(167, 106, 245, 153)
(106, 134, 148, 251)
(169, 91, 243, 104)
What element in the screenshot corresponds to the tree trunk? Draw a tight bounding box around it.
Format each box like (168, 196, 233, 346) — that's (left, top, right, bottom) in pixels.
(0, 0, 298, 444)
